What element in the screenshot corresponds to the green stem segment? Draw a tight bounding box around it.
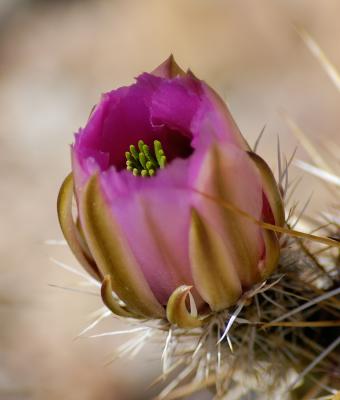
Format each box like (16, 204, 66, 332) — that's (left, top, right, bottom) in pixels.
(125, 140, 167, 177)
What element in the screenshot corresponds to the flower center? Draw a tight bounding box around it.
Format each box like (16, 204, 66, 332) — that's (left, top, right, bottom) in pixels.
(125, 140, 167, 177)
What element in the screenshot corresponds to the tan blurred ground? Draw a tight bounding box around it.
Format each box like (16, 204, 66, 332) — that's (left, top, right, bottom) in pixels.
(0, 1, 339, 399)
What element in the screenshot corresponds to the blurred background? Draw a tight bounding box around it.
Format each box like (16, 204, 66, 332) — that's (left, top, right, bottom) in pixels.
(0, 0, 339, 399)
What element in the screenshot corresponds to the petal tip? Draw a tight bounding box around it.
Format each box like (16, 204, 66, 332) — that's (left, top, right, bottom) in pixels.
(151, 55, 186, 79)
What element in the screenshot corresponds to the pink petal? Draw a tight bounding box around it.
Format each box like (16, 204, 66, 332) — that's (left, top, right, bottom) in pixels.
(194, 82, 251, 150)
(100, 159, 194, 305)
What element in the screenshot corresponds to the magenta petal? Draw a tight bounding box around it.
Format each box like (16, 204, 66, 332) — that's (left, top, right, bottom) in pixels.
(150, 76, 202, 136)
(73, 73, 199, 176)
(73, 74, 162, 173)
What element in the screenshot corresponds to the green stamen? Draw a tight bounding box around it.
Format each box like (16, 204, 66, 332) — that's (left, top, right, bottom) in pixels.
(125, 139, 167, 177)
(139, 152, 147, 169)
(129, 145, 140, 161)
(154, 140, 166, 169)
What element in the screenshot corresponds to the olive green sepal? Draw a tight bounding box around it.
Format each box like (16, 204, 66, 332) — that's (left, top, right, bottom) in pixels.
(247, 152, 285, 227)
(151, 54, 187, 78)
(246, 152, 283, 278)
(101, 275, 140, 319)
(189, 208, 242, 312)
(195, 145, 261, 288)
(166, 286, 203, 328)
(57, 173, 102, 281)
(80, 174, 165, 319)
(260, 230, 281, 279)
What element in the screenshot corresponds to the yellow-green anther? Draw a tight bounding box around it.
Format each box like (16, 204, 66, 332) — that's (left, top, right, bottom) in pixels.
(138, 140, 145, 153)
(146, 161, 153, 170)
(154, 140, 167, 169)
(130, 145, 140, 161)
(139, 152, 147, 169)
(142, 144, 157, 167)
(126, 139, 168, 177)
(159, 156, 166, 169)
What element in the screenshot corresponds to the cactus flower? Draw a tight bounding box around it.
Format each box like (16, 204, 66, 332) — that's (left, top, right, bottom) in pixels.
(57, 56, 285, 327)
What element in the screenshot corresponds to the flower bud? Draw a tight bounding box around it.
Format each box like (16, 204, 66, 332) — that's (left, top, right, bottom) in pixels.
(58, 56, 284, 327)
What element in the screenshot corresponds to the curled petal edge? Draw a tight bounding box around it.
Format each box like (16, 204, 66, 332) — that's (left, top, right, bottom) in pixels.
(80, 174, 165, 319)
(101, 275, 140, 319)
(247, 151, 285, 227)
(57, 173, 102, 281)
(166, 285, 204, 328)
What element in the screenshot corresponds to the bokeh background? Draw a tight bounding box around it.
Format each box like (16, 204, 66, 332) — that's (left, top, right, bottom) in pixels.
(0, 1, 339, 399)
